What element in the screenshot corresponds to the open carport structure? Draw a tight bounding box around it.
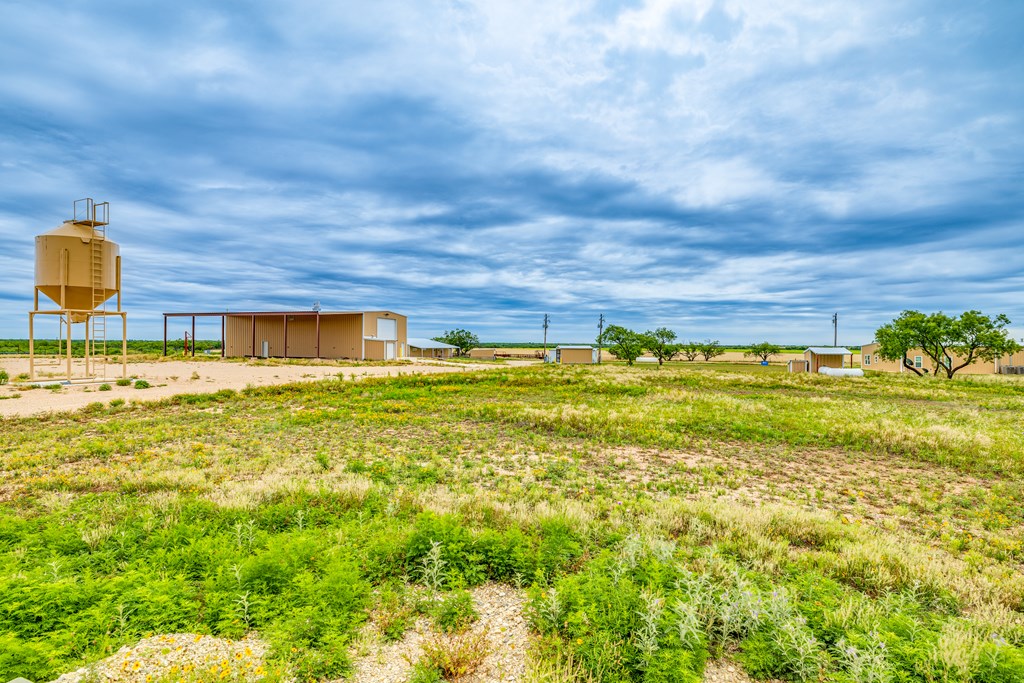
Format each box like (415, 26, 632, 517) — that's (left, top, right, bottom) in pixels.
(162, 310, 407, 360)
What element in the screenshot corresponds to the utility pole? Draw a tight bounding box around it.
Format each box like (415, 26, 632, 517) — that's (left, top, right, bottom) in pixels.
(597, 313, 605, 364)
(543, 314, 550, 361)
(832, 312, 838, 347)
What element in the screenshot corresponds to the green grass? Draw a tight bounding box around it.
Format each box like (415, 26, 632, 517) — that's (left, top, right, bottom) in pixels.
(1, 364, 1022, 682)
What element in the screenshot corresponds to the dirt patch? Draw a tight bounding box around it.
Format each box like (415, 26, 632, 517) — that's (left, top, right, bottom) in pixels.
(348, 583, 528, 683)
(53, 633, 268, 683)
(0, 357, 492, 419)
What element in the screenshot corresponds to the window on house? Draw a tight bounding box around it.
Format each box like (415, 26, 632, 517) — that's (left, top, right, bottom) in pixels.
(864, 354, 871, 365)
(914, 356, 923, 368)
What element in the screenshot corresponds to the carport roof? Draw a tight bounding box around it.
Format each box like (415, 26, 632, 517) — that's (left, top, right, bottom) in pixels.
(805, 347, 853, 355)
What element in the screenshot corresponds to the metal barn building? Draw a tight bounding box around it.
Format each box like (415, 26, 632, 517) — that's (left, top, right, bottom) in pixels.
(408, 337, 458, 359)
(803, 347, 854, 373)
(163, 310, 407, 360)
(546, 345, 598, 364)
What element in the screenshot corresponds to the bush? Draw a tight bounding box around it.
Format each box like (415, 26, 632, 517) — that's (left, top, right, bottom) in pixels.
(134, 379, 151, 389)
(116, 378, 132, 386)
(432, 589, 477, 633)
(98, 383, 111, 391)
(109, 398, 125, 408)
(0, 369, 8, 385)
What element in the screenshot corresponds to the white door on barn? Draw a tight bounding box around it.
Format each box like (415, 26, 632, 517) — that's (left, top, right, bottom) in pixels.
(385, 342, 396, 360)
(377, 317, 398, 340)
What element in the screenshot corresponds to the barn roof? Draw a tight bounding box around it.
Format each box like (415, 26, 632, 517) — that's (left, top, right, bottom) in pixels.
(408, 337, 459, 350)
(805, 347, 853, 355)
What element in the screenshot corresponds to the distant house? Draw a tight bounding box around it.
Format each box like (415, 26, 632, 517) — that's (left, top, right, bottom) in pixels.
(803, 347, 853, 373)
(408, 338, 458, 359)
(545, 345, 597, 364)
(860, 343, 1024, 375)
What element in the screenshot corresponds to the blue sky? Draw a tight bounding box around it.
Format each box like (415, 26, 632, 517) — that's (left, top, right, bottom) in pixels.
(1, 0, 1022, 344)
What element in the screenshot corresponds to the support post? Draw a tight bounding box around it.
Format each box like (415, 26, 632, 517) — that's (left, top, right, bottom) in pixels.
(66, 312, 72, 381)
(121, 314, 127, 379)
(221, 315, 225, 358)
(251, 315, 256, 357)
(163, 315, 168, 356)
(283, 314, 288, 359)
(85, 313, 91, 378)
(191, 316, 196, 357)
(316, 313, 321, 359)
(28, 312, 35, 381)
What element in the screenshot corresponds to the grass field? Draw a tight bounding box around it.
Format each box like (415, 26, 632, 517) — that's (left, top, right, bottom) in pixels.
(1, 364, 1022, 682)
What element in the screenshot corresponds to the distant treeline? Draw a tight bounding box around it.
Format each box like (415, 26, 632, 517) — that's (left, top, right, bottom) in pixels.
(0, 339, 222, 356)
(481, 342, 821, 351)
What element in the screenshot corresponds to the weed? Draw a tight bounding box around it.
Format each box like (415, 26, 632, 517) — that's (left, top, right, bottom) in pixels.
(419, 541, 447, 594)
(109, 398, 125, 407)
(134, 379, 151, 389)
(115, 378, 132, 386)
(417, 626, 491, 680)
(0, 369, 7, 385)
(433, 589, 477, 633)
(98, 383, 111, 391)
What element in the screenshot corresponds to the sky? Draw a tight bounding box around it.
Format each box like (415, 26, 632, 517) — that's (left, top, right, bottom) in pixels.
(1, 0, 1022, 345)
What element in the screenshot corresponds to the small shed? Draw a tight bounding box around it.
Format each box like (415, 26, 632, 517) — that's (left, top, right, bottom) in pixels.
(546, 345, 598, 364)
(804, 347, 853, 373)
(787, 359, 809, 373)
(408, 337, 458, 359)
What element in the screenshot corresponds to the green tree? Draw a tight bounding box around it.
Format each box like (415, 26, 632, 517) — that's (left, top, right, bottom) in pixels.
(603, 325, 648, 366)
(874, 310, 1020, 379)
(432, 329, 479, 357)
(644, 327, 681, 366)
(697, 339, 725, 362)
(679, 342, 701, 362)
(745, 342, 782, 363)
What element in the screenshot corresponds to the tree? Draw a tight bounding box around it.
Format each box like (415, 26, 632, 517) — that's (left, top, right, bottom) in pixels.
(679, 342, 701, 362)
(746, 342, 782, 363)
(433, 329, 479, 357)
(697, 339, 725, 362)
(874, 310, 1020, 379)
(644, 327, 681, 366)
(603, 325, 648, 366)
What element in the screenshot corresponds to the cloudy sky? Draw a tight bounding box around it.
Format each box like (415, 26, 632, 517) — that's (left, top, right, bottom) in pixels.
(1, 1, 1021, 344)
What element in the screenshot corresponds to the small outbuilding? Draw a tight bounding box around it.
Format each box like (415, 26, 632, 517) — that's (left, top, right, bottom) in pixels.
(545, 345, 598, 364)
(803, 347, 853, 373)
(408, 337, 458, 359)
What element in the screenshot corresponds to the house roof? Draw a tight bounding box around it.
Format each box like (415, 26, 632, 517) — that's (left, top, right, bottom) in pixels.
(556, 345, 594, 350)
(408, 337, 458, 350)
(805, 347, 853, 355)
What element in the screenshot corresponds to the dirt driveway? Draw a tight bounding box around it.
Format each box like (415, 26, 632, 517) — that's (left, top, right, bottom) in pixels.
(0, 357, 489, 419)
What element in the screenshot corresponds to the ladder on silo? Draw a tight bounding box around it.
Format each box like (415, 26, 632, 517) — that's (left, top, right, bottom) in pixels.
(88, 213, 108, 378)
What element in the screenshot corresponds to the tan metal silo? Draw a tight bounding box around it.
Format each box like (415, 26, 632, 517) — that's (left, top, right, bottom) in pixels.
(29, 198, 127, 381)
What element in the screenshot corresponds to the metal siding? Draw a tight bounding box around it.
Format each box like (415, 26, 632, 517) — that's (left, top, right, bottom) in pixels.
(225, 316, 254, 357)
(364, 339, 385, 360)
(254, 316, 285, 357)
(286, 316, 318, 358)
(560, 348, 595, 364)
(318, 314, 363, 359)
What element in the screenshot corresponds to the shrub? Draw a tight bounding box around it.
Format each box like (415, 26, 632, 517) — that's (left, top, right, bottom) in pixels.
(134, 379, 151, 389)
(433, 589, 477, 633)
(109, 398, 125, 408)
(116, 378, 132, 386)
(418, 627, 491, 680)
(0, 369, 8, 385)
(98, 383, 111, 391)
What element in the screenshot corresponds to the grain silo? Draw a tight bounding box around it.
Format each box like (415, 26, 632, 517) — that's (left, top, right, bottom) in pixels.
(29, 198, 127, 381)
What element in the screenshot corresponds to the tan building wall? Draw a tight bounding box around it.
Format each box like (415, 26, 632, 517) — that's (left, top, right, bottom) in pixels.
(860, 343, 1001, 375)
(318, 314, 363, 359)
(559, 348, 595, 364)
(469, 348, 496, 359)
(224, 311, 399, 360)
(804, 350, 846, 373)
(410, 346, 453, 359)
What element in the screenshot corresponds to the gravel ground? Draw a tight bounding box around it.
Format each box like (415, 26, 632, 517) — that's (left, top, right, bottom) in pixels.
(51, 633, 269, 683)
(702, 658, 782, 683)
(347, 583, 528, 683)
